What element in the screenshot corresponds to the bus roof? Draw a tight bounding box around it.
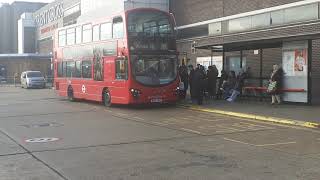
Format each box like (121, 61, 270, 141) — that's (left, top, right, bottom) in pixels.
(56, 8, 169, 32)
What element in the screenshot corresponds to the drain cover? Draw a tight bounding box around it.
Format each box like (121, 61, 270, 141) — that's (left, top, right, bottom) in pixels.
(21, 123, 63, 128)
(25, 137, 60, 143)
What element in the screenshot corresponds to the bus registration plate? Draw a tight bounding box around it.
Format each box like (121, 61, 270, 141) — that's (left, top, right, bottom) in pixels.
(151, 98, 162, 103)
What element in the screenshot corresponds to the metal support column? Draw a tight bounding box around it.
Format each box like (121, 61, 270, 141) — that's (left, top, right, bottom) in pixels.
(259, 49, 263, 87)
(222, 49, 225, 70)
(259, 49, 263, 102)
(308, 39, 312, 105)
(240, 50, 243, 69)
(211, 48, 213, 66)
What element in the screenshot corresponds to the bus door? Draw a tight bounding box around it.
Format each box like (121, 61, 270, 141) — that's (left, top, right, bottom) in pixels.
(108, 57, 129, 103)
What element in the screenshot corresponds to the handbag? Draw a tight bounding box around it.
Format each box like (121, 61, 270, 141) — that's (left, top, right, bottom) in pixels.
(267, 81, 277, 93)
(227, 90, 240, 102)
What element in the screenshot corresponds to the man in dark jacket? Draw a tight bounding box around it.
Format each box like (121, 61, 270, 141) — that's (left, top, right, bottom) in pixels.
(192, 66, 205, 105)
(207, 65, 219, 99)
(178, 62, 189, 99)
(188, 65, 195, 100)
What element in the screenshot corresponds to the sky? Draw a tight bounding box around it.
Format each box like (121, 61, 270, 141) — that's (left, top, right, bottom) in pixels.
(0, 0, 54, 4)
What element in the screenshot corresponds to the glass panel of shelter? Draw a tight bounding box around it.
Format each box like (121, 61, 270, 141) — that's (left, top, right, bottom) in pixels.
(207, 2, 320, 35)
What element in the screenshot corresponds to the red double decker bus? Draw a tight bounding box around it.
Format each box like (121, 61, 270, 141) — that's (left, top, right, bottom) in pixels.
(53, 8, 179, 106)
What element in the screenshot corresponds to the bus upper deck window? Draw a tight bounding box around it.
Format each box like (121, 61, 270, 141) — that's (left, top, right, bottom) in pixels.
(101, 22, 112, 40)
(113, 17, 124, 39)
(58, 30, 66, 47)
(82, 24, 92, 43)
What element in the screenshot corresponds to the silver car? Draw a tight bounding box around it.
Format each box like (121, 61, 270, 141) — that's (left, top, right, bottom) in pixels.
(21, 71, 46, 89)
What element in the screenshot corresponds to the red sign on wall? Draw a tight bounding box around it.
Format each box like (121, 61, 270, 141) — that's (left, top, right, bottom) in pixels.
(40, 23, 58, 35)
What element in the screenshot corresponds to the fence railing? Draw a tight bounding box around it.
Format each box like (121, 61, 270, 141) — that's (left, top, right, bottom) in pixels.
(0, 77, 54, 88)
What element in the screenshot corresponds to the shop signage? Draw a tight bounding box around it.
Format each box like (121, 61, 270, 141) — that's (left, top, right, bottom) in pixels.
(40, 23, 58, 35)
(35, 2, 63, 27)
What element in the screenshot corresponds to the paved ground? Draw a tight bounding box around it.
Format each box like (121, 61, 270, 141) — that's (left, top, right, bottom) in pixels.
(181, 97, 320, 123)
(0, 87, 320, 180)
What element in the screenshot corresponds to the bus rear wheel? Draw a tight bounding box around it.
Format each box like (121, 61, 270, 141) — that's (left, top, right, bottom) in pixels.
(67, 86, 74, 102)
(103, 90, 112, 107)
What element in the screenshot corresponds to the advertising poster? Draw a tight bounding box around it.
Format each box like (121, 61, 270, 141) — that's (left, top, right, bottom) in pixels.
(282, 41, 308, 103)
(282, 49, 308, 77)
(282, 51, 295, 77)
(294, 49, 308, 76)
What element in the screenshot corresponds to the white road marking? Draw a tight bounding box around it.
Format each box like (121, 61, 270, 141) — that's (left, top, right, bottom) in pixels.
(116, 113, 128, 116)
(201, 118, 223, 122)
(133, 117, 145, 121)
(152, 122, 169, 126)
(255, 142, 297, 147)
(216, 124, 243, 131)
(224, 138, 297, 147)
(223, 138, 254, 146)
(181, 128, 204, 135)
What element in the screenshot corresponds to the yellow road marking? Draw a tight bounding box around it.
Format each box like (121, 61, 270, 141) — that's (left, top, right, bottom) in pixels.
(181, 105, 320, 129)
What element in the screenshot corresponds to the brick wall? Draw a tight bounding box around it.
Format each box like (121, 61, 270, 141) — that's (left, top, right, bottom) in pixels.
(170, 0, 223, 26)
(312, 39, 320, 104)
(223, 0, 301, 16)
(0, 59, 51, 83)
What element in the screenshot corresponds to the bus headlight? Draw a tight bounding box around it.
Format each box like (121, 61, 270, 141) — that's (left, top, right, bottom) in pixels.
(174, 87, 180, 96)
(130, 89, 141, 98)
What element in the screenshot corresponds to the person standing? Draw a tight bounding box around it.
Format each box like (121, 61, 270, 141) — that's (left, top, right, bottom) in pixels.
(207, 66, 219, 99)
(178, 62, 189, 99)
(192, 66, 205, 105)
(269, 64, 284, 105)
(188, 65, 195, 100)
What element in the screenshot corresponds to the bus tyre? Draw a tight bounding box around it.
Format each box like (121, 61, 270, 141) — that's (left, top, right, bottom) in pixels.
(103, 90, 112, 107)
(67, 87, 74, 102)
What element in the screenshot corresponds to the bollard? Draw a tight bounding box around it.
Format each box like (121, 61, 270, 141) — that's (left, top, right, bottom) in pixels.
(14, 73, 18, 87)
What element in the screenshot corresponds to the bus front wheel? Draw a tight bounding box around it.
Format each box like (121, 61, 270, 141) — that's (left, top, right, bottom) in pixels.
(103, 90, 112, 107)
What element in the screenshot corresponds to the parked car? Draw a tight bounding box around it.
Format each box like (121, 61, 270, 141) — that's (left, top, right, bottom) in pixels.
(21, 71, 46, 89)
(0, 76, 6, 83)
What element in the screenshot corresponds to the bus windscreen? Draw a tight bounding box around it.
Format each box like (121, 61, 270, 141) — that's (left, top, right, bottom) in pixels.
(131, 55, 177, 86)
(127, 11, 175, 51)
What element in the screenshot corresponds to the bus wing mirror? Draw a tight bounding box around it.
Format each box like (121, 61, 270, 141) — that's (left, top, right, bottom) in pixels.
(170, 12, 178, 35)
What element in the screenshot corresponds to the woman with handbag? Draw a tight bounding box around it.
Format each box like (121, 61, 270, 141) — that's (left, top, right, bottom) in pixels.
(268, 64, 284, 105)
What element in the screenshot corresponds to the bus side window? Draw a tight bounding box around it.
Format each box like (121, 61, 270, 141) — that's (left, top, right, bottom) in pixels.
(113, 17, 124, 39)
(58, 30, 66, 47)
(115, 58, 128, 80)
(93, 25, 100, 41)
(82, 61, 92, 79)
(82, 24, 92, 43)
(100, 22, 112, 40)
(62, 61, 67, 77)
(57, 62, 63, 77)
(75, 61, 81, 78)
(66, 61, 75, 77)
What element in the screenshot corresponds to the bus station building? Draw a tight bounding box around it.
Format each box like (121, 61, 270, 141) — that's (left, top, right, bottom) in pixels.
(171, 0, 320, 104)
